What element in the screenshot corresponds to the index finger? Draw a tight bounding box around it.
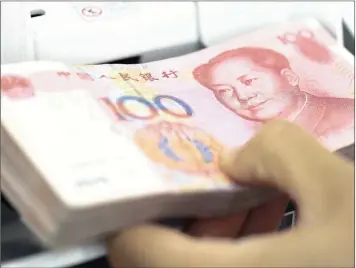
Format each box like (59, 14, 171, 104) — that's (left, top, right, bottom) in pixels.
(220, 119, 354, 223)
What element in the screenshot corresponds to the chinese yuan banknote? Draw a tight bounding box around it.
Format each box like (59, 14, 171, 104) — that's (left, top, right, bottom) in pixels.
(1, 19, 354, 207)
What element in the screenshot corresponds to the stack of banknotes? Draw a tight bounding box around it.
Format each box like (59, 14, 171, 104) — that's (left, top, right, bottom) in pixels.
(1, 18, 354, 248)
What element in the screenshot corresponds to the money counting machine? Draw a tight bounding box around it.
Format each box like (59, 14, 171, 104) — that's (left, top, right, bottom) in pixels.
(1, 2, 354, 267)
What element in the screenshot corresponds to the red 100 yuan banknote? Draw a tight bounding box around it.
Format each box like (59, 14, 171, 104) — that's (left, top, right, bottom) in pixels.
(1, 18, 354, 207)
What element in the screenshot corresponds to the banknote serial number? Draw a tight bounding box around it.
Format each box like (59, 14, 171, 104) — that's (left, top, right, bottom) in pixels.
(100, 94, 194, 121)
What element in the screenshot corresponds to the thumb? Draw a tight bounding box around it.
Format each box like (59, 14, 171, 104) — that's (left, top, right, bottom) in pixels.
(220, 119, 354, 224)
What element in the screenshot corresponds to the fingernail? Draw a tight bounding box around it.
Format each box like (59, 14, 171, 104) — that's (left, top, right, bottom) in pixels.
(219, 149, 268, 188)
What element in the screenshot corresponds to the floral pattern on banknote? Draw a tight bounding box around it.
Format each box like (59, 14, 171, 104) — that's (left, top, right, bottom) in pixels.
(134, 121, 228, 180)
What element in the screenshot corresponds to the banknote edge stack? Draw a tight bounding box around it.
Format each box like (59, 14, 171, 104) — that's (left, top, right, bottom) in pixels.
(1, 125, 275, 247)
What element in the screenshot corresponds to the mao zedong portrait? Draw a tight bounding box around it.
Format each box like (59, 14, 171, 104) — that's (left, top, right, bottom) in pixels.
(193, 47, 354, 137)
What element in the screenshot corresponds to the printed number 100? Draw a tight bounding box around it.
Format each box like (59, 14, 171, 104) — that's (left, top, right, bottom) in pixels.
(100, 95, 193, 121)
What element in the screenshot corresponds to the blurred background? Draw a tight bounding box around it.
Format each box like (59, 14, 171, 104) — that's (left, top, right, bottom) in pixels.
(1, 2, 354, 268)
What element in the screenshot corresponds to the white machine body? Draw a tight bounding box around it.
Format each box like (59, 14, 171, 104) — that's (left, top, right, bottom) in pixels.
(1, 2, 354, 65)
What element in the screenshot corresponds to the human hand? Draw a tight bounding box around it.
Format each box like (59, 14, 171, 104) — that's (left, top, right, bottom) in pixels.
(107, 120, 354, 267)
